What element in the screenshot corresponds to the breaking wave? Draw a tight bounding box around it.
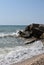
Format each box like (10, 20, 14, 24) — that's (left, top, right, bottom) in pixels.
(0, 31, 19, 38)
(0, 41, 44, 65)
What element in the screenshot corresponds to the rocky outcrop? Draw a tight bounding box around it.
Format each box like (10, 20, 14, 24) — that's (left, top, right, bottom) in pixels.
(18, 23, 44, 40)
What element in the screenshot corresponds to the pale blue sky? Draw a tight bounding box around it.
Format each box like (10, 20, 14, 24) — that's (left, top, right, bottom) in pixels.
(0, 0, 44, 25)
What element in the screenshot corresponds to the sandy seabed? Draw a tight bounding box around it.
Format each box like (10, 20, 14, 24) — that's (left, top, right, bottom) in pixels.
(11, 39, 44, 65)
(11, 53, 44, 65)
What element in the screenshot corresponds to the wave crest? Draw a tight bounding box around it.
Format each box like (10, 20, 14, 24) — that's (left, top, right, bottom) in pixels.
(0, 31, 19, 38)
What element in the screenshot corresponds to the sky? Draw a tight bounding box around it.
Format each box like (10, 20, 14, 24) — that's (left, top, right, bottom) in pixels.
(0, 0, 44, 25)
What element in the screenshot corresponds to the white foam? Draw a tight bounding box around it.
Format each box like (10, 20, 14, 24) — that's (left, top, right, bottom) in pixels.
(0, 41, 44, 65)
(0, 31, 19, 38)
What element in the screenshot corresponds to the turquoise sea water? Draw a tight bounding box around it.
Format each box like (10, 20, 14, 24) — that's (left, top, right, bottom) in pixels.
(0, 25, 26, 33)
(0, 25, 26, 48)
(0, 25, 44, 65)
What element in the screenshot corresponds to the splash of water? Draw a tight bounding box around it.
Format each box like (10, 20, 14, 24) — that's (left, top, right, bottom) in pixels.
(0, 41, 44, 65)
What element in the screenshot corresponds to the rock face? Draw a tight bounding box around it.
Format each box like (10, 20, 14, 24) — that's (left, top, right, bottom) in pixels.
(18, 23, 44, 39)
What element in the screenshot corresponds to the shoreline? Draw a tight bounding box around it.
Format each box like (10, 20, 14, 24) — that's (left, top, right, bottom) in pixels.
(11, 39, 44, 65)
(11, 53, 44, 65)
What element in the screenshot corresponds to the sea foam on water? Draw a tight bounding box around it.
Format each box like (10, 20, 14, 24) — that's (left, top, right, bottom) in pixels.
(0, 41, 44, 65)
(0, 30, 19, 38)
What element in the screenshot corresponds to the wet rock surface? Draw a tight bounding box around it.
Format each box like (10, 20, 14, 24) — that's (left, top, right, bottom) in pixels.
(18, 23, 44, 44)
(18, 23, 44, 38)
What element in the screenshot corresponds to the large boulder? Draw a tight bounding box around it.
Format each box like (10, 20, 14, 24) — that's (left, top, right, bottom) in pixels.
(18, 23, 44, 39)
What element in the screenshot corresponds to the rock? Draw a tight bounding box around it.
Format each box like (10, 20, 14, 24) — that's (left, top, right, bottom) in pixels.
(18, 23, 44, 39)
(18, 31, 30, 38)
(25, 40, 36, 45)
(31, 28, 43, 38)
(24, 23, 39, 32)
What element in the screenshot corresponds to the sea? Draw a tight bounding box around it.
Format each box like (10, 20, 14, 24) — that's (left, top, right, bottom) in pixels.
(0, 25, 44, 65)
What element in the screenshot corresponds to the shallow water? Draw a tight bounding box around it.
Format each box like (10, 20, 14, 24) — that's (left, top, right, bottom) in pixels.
(0, 25, 44, 65)
(0, 25, 26, 48)
(0, 41, 44, 65)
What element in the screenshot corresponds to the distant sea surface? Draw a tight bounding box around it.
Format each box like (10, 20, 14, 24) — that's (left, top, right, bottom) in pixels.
(0, 25, 44, 65)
